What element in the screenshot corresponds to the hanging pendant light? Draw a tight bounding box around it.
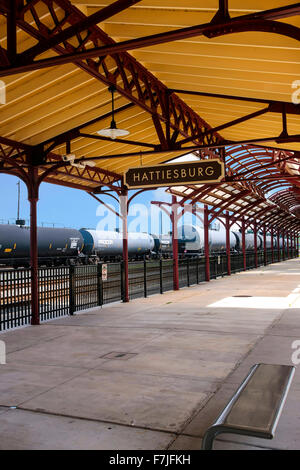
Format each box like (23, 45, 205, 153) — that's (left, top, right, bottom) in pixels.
(97, 85, 130, 139)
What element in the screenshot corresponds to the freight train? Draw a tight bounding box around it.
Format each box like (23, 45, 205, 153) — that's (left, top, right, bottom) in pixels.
(0, 223, 282, 268)
(159, 224, 280, 257)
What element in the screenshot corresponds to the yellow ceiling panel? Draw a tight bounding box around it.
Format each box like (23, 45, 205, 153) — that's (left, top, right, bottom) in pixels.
(0, 0, 299, 192)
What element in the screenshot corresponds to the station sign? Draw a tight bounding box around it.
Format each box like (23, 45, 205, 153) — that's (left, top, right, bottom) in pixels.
(124, 159, 224, 189)
(102, 264, 108, 281)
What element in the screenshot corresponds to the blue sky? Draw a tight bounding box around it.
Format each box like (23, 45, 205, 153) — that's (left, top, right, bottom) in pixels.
(0, 155, 203, 234)
(0, 173, 174, 234)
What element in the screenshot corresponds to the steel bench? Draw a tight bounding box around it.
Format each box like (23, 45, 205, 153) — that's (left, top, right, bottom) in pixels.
(202, 363, 295, 450)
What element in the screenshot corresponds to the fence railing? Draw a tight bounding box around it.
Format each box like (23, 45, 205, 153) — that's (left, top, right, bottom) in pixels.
(0, 249, 298, 332)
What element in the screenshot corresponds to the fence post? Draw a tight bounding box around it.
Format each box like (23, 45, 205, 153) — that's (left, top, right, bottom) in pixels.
(159, 258, 163, 294)
(187, 257, 190, 287)
(196, 257, 199, 284)
(263, 225, 267, 266)
(144, 259, 147, 298)
(204, 205, 210, 282)
(271, 226, 274, 263)
(242, 217, 246, 271)
(120, 190, 129, 302)
(226, 211, 231, 276)
(97, 263, 103, 306)
(254, 220, 258, 268)
(171, 195, 179, 291)
(120, 261, 125, 301)
(292, 232, 295, 258)
(294, 233, 296, 257)
(69, 265, 75, 315)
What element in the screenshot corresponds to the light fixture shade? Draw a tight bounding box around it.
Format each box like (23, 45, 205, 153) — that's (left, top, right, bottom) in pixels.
(97, 86, 130, 139)
(97, 126, 130, 140)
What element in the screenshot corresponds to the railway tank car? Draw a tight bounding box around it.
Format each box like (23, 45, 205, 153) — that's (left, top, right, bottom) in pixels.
(79, 228, 156, 260)
(175, 224, 236, 254)
(159, 224, 276, 256)
(0, 222, 285, 267)
(0, 224, 84, 267)
(233, 231, 263, 251)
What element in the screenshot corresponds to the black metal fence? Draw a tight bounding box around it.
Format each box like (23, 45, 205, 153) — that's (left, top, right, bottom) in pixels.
(0, 269, 31, 330)
(0, 248, 298, 332)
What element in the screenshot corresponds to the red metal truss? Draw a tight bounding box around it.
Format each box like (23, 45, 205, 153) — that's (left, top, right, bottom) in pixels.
(167, 141, 300, 232)
(0, 1, 299, 234)
(1, 2, 300, 75)
(0, 140, 122, 192)
(0, 0, 223, 150)
(207, 189, 252, 223)
(270, 189, 300, 215)
(0, 2, 299, 161)
(176, 144, 300, 206)
(170, 89, 300, 149)
(224, 145, 300, 193)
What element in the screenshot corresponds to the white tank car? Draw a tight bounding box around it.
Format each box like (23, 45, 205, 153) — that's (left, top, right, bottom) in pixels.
(273, 236, 283, 249)
(80, 229, 155, 257)
(265, 235, 272, 249)
(209, 228, 236, 251)
(253, 234, 272, 249)
(177, 224, 236, 252)
(233, 232, 263, 250)
(177, 224, 204, 252)
(159, 233, 173, 254)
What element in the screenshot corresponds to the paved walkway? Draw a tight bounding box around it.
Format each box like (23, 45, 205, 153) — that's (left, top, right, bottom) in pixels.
(0, 259, 300, 450)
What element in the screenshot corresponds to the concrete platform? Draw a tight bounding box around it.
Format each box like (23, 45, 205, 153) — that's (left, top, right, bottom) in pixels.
(1, 259, 300, 450)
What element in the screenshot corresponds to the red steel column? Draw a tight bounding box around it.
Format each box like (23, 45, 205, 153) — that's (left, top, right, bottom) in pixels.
(204, 204, 210, 282)
(121, 189, 129, 302)
(226, 211, 231, 275)
(282, 231, 285, 260)
(263, 224, 267, 266)
(254, 221, 258, 268)
(27, 167, 39, 326)
(292, 232, 295, 257)
(271, 226, 274, 263)
(242, 217, 246, 271)
(287, 232, 290, 259)
(171, 195, 179, 290)
(277, 229, 280, 262)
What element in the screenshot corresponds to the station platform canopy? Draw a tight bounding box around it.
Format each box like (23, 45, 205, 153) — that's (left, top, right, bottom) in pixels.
(0, 1, 299, 227)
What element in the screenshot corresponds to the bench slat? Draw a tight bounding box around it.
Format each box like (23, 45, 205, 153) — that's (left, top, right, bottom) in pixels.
(223, 364, 294, 434)
(202, 363, 295, 450)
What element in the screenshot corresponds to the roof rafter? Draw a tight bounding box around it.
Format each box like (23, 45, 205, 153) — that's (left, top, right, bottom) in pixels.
(20, 0, 143, 61)
(0, 0, 223, 151)
(1, 3, 300, 75)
